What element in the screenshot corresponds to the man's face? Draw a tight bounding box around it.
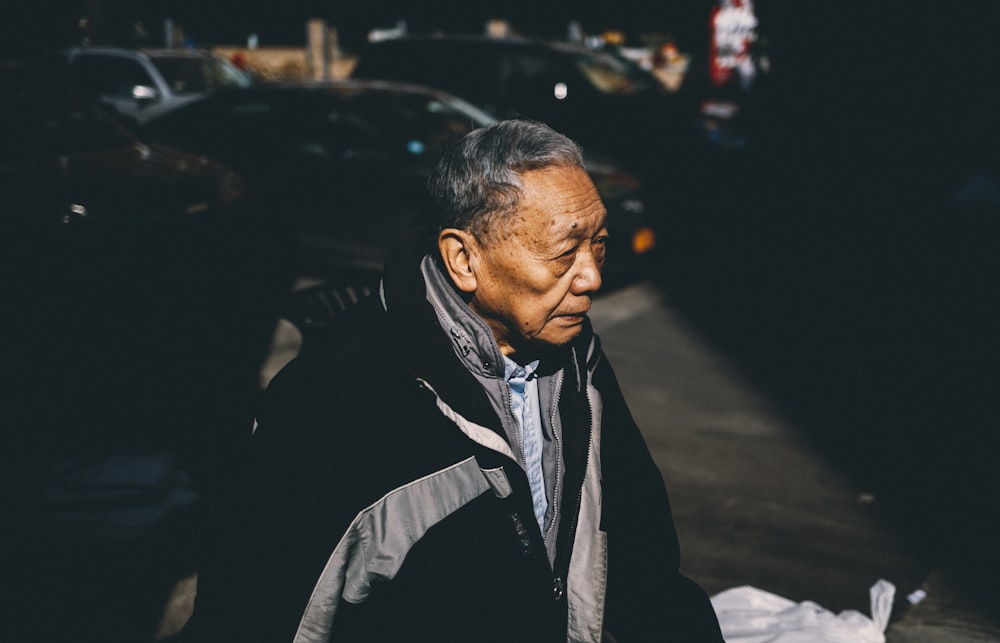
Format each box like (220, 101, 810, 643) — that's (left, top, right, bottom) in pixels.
(468, 165, 608, 357)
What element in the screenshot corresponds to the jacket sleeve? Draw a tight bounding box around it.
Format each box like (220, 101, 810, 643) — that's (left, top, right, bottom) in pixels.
(181, 347, 368, 643)
(592, 353, 724, 642)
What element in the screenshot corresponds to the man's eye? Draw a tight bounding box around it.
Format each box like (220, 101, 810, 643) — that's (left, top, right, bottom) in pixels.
(557, 246, 578, 261)
(594, 236, 608, 259)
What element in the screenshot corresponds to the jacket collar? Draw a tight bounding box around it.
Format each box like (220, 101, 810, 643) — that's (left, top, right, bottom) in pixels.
(381, 240, 505, 434)
(420, 254, 507, 381)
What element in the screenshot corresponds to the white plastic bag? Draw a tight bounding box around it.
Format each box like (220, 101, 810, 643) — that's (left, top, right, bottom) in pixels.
(710, 579, 895, 642)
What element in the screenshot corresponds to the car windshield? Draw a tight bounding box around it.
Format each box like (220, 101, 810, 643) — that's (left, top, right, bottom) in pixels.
(150, 55, 253, 94)
(573, 52, 656, 95)
(340, 90, 495, 157)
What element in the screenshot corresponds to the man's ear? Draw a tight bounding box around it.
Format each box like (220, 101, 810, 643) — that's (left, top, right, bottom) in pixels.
(438, 228, 479, 294)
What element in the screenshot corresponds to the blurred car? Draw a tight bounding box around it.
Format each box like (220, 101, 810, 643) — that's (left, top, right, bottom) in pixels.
(0, 78, 243, 229)
(0, 67, 292, 459)
(139, 79, 660, 280)
(349, 35, 710, 179)
(45, 47, 254, 126)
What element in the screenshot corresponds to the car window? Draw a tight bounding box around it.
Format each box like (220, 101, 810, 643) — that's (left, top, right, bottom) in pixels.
(148, 57, 209, 94)
(149, 55, 252, 95)
(261, 94, 387, 158)
(204, 56, 255, 88)
(69, 56, 155, 97)
(317, 111, 387, 158)
(341, 91, 493, 158)
(573, 52, 656, 95)
(151, 91, 385, 162)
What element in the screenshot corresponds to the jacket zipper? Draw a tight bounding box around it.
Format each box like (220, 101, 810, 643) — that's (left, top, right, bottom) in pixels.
(575, 381, 595, 530)
(553, 348, 595, 583)
(543, 368, 565, 545)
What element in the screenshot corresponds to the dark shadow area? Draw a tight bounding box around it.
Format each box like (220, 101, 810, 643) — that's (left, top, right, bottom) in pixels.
(646, 2, 999, 619)
(2, 2, 997, 638)
(0, 200, 294, 641)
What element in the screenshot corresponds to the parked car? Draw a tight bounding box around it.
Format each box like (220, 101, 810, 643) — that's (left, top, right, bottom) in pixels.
(0, 77, 244, 228)
(45, 47, 254, 126)
(139, 79, 660, 281)
(0, 71, 289, 459)
(349, 35, 710, 179)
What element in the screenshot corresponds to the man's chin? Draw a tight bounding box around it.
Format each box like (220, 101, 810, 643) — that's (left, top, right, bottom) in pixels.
(531, 326, 586, 351)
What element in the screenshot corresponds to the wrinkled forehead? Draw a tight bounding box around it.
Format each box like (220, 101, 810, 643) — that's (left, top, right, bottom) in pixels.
(487, 196, 600, 264)
(518, 167, 606, 226)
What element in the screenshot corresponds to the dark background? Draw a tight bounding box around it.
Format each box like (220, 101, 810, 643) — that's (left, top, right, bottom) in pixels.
(5, 0, 998, 532)
(1, 0, 998, 638)
(6, 0, 999, 577)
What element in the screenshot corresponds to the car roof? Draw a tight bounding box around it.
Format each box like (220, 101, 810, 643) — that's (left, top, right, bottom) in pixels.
(58, 46, 219, 59)
(210, 78, 492, 113)
(361, 34, 594, 56)
(269, 77, 471, 98)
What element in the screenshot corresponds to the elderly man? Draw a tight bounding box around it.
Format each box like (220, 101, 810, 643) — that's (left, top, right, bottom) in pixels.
(185, 120, 722, 642)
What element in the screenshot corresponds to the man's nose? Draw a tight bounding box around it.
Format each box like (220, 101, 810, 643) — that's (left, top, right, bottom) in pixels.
(572, 251, 603, 294)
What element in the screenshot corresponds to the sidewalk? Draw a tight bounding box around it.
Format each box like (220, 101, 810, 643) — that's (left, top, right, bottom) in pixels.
(888, 565, 1000, 642)
(586, 282, 1000, 643)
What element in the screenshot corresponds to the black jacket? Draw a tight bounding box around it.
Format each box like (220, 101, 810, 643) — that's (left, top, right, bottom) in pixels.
(185, 244, 723, 642)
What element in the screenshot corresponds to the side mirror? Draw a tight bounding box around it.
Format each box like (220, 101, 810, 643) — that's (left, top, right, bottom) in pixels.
(131, 85, 159, 107)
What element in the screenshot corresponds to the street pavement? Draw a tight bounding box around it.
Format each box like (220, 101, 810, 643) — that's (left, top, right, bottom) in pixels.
(587, 281, 1000, 642)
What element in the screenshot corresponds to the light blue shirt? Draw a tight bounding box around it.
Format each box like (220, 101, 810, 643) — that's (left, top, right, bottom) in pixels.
(503, 355, 547, 533)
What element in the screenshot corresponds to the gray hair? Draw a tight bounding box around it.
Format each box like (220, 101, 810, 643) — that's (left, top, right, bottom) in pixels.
(426, 119, 585, 244)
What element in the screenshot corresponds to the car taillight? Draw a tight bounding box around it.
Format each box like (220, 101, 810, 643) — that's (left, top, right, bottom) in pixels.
(631, 227, 656, 255)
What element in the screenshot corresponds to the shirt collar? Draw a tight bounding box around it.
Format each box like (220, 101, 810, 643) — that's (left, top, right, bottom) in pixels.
(502, 354, 540, 382)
